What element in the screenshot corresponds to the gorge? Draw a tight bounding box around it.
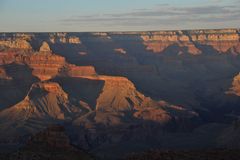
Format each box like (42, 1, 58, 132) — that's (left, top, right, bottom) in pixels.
(0, 28, 240, 159)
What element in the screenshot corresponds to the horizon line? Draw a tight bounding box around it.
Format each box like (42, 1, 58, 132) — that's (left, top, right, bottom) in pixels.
(0, 27, 239, 34)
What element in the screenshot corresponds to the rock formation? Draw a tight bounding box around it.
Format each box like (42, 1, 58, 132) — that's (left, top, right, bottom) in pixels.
(64, 64, 97, 77)
(0, 50, 97, 81)
(141, 29, 240, 54)
(0, 81, 84, 138)
(0, 50, 197, 143)
(0, 39, 32, 50)
(226, 73, 240, 96)
(39, 41, 52, 53)
(68, 36, 81, 44)
(114, 48, 127, 54)
(49, 33, 81, 44)
(0, 52, 65, 81)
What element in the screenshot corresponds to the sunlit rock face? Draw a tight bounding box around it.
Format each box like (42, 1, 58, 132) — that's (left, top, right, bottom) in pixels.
(141, 29, 240, 55)
(141, 31, 201, 55)
(0, 81, 81, 138)
(65, 64, 97, 77)
(0, 52, 66, 81)
(0, 50, 96, 81)
(28, 54, 65, 81)
(226, 73, 240, 96)
(0, 33, 33, 51)
(39, 41, 52, 53)
(0, 39, 32, 50)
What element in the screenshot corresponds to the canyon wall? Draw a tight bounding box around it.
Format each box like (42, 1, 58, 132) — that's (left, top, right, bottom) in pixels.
(1, 29, 239, 55)
(0, 39, 32, 50)
(140, 29, 240, 54)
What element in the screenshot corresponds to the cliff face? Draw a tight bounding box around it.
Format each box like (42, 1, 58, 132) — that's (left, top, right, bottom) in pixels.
(1, 29, 239, 55)
(79, 76, 157, 111)
(0, 51, 96, 81)
(65, 64, 97, 77)
(28, 54, 65, 81)
(0, 81, 82, 137)
(0, 39, 32, 50)
(0, 49, 197, 146)
(72, 75, 197, 133)
(0, 52, 65, 81)
(141, 29, 240, 54)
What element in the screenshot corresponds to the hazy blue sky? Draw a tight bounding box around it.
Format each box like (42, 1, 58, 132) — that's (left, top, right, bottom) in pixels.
(0, 0, 239, 32)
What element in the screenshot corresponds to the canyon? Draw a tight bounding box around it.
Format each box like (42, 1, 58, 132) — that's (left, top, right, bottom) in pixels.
(0, 29, 240, 159)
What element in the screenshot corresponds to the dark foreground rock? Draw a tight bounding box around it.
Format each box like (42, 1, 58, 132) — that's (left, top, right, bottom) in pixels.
(125, 149, 240, 160)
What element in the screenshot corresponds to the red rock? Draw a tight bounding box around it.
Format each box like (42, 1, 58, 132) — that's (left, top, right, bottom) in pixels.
(226, 73, 240, 96)
(141, 29, 240, 54)
(39, 41, 52, 53)
(65, 64, 97, 77)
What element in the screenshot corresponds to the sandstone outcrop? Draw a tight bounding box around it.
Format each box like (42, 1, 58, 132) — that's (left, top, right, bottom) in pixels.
(0, 50, 96, 81)
(27, 54, 65, 81)
(39, 41, 52, 53)
(8, 52, 65, 81)
(0, 52, 65, 81)
(0, 39, 32, 50)
(64, 64, 97, 77)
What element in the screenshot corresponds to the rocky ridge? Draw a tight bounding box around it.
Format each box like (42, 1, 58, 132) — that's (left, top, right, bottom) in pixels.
(0, 43, 96, 81)
(141, 29, 240, 54)
(39, 41, 52, 53)
(0, 48, 197, 148)
(1, 29, 239, 55)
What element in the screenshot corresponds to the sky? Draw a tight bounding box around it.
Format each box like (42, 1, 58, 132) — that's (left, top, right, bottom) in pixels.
(0, 0, 239, 32)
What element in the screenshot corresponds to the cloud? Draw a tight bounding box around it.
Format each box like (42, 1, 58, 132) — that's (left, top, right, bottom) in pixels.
(60, 2, 240, 30)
